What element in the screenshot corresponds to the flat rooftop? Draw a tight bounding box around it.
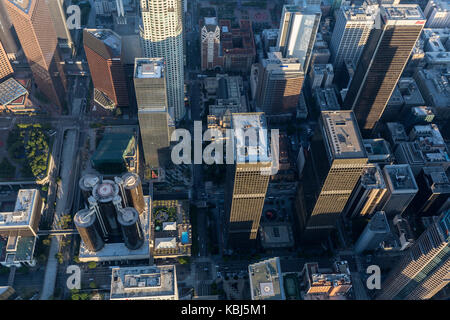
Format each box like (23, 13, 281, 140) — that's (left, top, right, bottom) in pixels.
(381, 5, 426, 21)
(383, 165, 418, 192)
(422, 167, 450, 193)
(110, 265, 177, 300)
(360, 164, 386, 189)
(0, 189, 39, 229)
(85, 29, 122, 56)
(0, 78, 28, 106)
(321, 111, 367, 159)
(248, 257, 285, 300)
(342, 5, 377, 21)
(134, 58, 164, 79)
(232, 113, 271, 164)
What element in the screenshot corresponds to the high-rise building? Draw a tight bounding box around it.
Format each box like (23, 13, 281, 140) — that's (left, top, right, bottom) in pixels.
(0, 40, 13, 81)
(0, 0, 20, 60)
(253, 52, 304, 115)
(376, 210, 450, 300)
(140, 0, 185, 122)
(354, 211, 390, 253)
(5, 0, 67, 109)
(330, 5, 376, 71)
(408, 167, 450, 217)
(48, 0, 74, 56)
(343, 164, 387, 219)
(134, 58, 171, 169)
(84, 29, 129, 110)
(224, 113, 272, 249)
(424, 0, 450, 28)
(343, 5, 426, 137)
(200, 17, 221, 72)
(380, 164, 418, 217)
(303, 111, 368, 241)
(277, 4, 321, 73)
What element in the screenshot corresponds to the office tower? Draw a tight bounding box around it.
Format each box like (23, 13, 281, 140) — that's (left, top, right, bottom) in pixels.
(200, 17, 221, 71)
(0, 0, 20, 60)
(354, 211, 390, 253)
(409, 167, 450, 217)
(248, 257, 285, 300)
(277, 4, 321, 73)
(303, 111, 368, 241)
(140, 0, 185, 122)
(253, 52, 304, 115)
(0, 40, 13, 81)
(310, 63, 334, 89)
(48, 0, 74, 56)
(5, 0, 67, 109)
(380, 164, 418, 217)
(330, 5, 376, 71)
(343, 5, 426, 137)
(424, 0, 450, 28)
(224, 113, 272, 249)
(134, 58, 170, 168)
(84, 29, 129, 110)
(343, 164, 387, 219)
(377, 210, 450, 300)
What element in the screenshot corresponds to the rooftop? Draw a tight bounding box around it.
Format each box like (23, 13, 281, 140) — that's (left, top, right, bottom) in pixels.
(110, 265, 177, 300)
(422, 167, 450, 194)
(383, 165, 418, 192)
(360, 164, 387, 189)
(381, 5, 426, 22)
(84, 29, 122, 58)
(321, 111, 367, 159)
(341, 5, 377, 22)
(78, 196, 151, 262)
(134, 58, 164, 79)
(314, 88, 340, 112)
(6, 0, 32, 14)
(363, 139, 393, 163)
(0, 78, 28, 106)
(0, 190, 39, 229)
(248, 257, 285, 300)
(232, 113, 271, 164)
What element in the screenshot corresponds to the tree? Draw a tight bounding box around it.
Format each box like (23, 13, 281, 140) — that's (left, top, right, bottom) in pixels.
(177, 257, 190, 264)
(88, 261, 97, 269)
(89, 282, 97, 289)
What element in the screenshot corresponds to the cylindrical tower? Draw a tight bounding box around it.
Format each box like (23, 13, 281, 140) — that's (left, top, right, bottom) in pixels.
(117, 207, 144, 250)
(117, 173, 146, 215)
(74, 208, 105, 252)
(79, 174, 100, 203)
(91, 180, 121, 238)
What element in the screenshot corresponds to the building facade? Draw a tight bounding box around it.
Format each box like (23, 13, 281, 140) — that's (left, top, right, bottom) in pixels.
(84, 29, 129, 110)
(224, 113, 272, 249)
(377, 210, 450, 300)
(343, 5, 426, 137)
(302, 111, 368, 241)
(135, 58, 171, 169)
(5, 0, 67, 109)
(140, 0, 185, 121)
(277, 4, 321, 74)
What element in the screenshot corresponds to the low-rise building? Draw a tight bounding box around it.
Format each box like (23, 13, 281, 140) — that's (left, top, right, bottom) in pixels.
(110, 265, 178, 300)
(248, 257, 285, 300)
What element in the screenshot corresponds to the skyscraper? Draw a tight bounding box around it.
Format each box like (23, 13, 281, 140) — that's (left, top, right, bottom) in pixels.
(303, 111, 368, 241)
(224, 113, 272, 249)
(0, 0, 20, 60)
(354, 211, 390, 254)
(343, 5, 426, 137)
(276, 4, 321, 74)
(84, 29, 129, 110)
(200, 17, 221, 72)
(0, 40, 13, 81)
(253, 51, 304, 115)
(48, 0, 74, 56)
(5, 0, 67, 109)
(330, 5, 376, 71)
(140, 0, 185, 122)
(134, 58, 171, 169)
(377, 210, 450, 300)
(424, 0, 450, 28)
